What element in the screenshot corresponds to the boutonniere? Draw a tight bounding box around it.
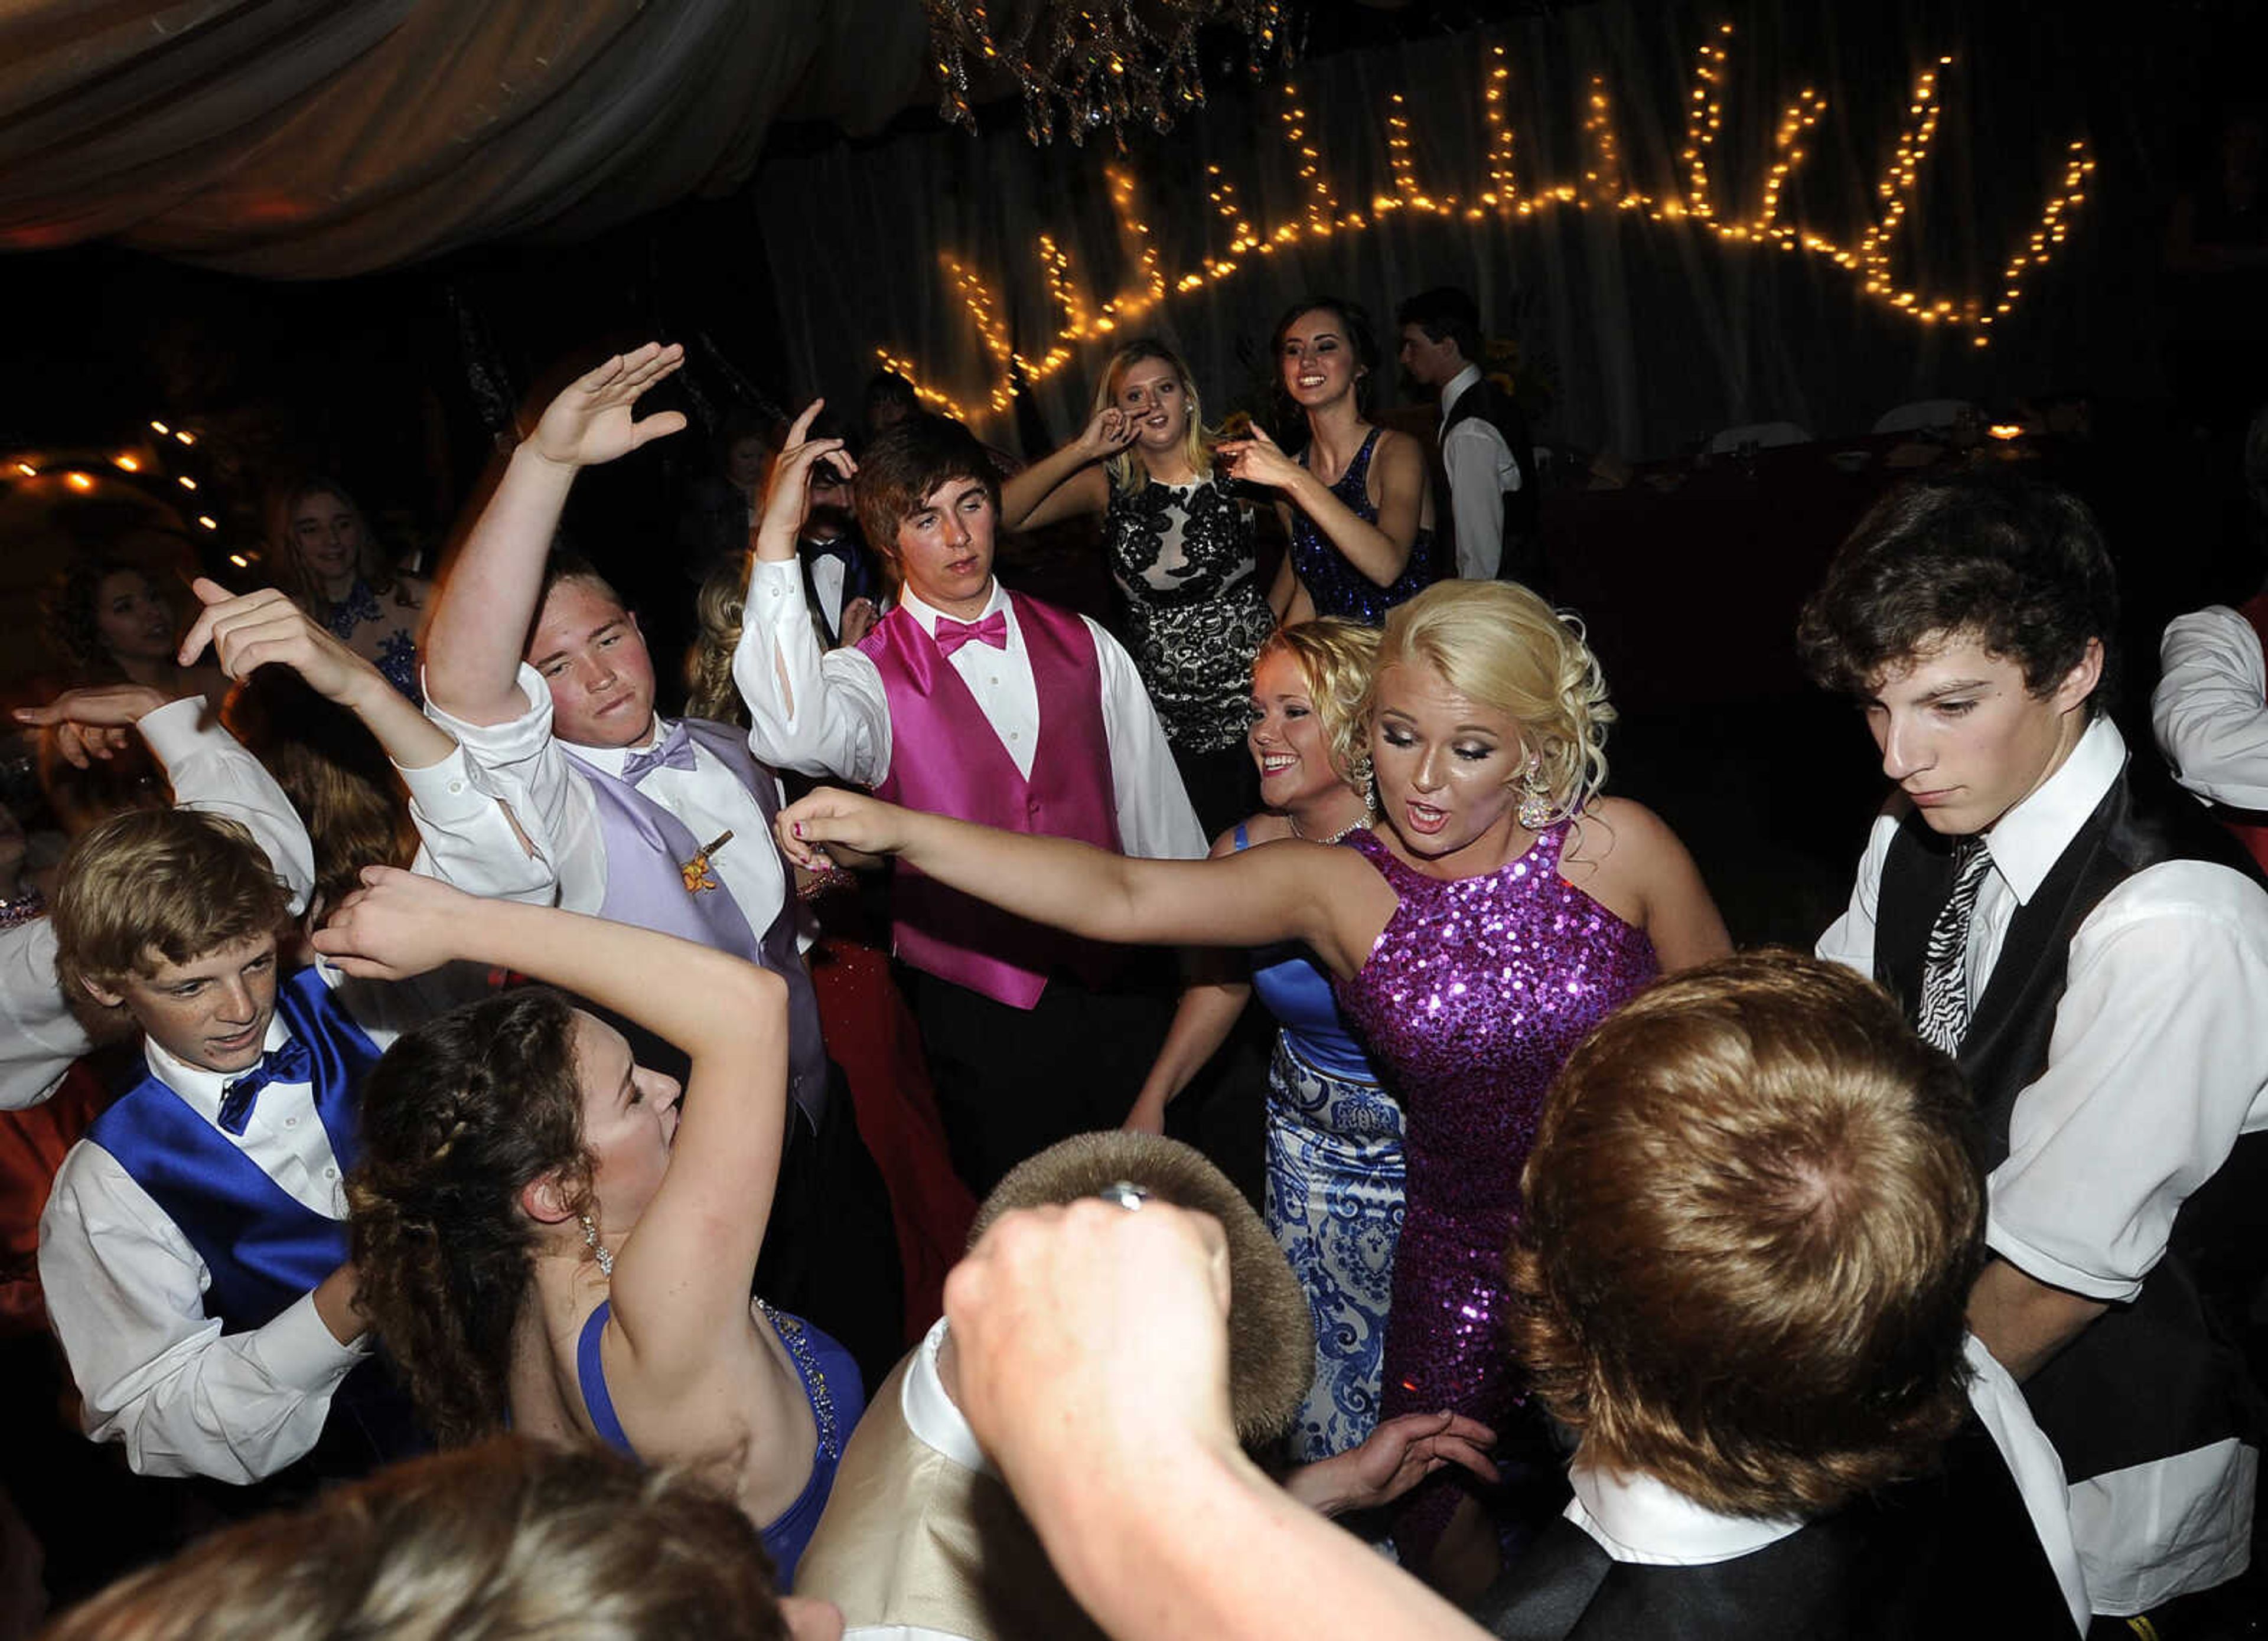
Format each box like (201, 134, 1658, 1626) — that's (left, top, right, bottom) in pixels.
(680, 830, 734, 895)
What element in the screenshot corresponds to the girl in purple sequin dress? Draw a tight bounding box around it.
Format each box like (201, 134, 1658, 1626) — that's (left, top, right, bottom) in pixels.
(776, 579, 1731, 1594)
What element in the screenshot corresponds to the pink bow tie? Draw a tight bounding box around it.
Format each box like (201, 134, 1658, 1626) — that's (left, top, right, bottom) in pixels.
(933, 611, 1008, 656)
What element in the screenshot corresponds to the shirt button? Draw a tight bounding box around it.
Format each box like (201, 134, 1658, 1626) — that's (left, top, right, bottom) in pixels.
(448, 779, 465, 795)
(324, 1166, 338, 1180)
(285, 1115, 299, 1128)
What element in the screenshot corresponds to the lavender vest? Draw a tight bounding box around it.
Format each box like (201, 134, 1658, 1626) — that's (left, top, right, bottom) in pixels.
(89, 964, 373, 1334)
(560, 719, 827, 1127)
(858, 593, 1120, 1009)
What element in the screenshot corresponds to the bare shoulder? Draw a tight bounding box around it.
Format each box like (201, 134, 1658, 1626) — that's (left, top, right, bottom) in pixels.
(1372, 426, 1426, 476)
(1563, 796, 1684, 876)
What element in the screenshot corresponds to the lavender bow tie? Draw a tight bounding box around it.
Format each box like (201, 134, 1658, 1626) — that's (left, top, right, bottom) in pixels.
(218, 1037, 313, 1136)
(933, 611, 1008, 657)
(620, 723, 699, 786)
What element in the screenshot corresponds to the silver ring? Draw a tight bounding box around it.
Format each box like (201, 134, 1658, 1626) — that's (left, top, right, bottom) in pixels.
(1096, 1180, 1151, 1212)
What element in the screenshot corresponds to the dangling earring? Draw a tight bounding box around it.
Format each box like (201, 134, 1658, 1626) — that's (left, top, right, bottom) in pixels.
(579, 1213, 614, 1279)
(1349, 750, 1377, 815)
(1517, 751, 1554, 831)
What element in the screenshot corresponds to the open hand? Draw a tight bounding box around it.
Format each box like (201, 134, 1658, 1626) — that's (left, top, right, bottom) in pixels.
(311, 866, 475, 981)
(12, 684, 171, 768)
(526, 342, 688, 469)
(178, 579, 371, 702)
(775, 787, 909, 870)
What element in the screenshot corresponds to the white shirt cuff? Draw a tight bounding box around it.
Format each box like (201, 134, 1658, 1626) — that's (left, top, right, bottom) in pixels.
(248, 1288, 370, 1389)
(133, 694, 219, 764)
(395, 743, 495, 825)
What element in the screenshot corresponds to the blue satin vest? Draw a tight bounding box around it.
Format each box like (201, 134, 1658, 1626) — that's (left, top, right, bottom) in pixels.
(87, 965, 377, 1335)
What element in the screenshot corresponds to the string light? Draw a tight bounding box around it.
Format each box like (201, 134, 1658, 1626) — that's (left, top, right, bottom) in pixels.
(112, 453, 142, 472)
(229, 553, 250, 567)
(886, 28, 2096, 413)
(149, 420, 169, 435)
(174, 430, 196, 446)
(63, 472, 93, 492)
(196, 515, 218, 530)
(178, 476, 198, 490)
(12, 462, 32, 477)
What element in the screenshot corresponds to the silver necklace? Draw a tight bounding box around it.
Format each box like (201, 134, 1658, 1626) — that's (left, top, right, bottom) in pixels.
(1288, 811, 1370, 846)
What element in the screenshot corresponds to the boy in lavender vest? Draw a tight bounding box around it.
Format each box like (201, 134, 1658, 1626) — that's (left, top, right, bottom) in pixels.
(418, 343, 901, 1381)
(738, 404, 1207, 1192)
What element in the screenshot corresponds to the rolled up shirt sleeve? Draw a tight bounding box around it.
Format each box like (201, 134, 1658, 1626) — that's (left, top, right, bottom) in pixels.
(735, 558, 891, 785)
(2153, 606, 2268, 810)
(425, 664, 605, 915)
(1814, 812, 1896, 981)
(396, 740, 558, 905)
(38, 1142, 364, 1483)
(1987, 862, 2268, 1301)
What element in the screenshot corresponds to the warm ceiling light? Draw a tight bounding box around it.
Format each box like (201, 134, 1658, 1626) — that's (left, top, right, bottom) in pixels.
(64, 472, 94, 492)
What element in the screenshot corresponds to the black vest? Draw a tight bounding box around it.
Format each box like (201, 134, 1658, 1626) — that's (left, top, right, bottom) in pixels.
(1438, 373, 1538, 576)
(1875, 757, 2266, 1483)
(1479, 1417, 2075, 1639)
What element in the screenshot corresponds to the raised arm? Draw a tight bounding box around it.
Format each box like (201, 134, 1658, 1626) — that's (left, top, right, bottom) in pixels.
(777, 788, 1384, 976)
(1221, 426, 1422, 589)
(998, 407, 1130, 531)
(178, 580, 547, 902)
(423, 345, 686, 726)
(2154, 605, 2268, 809)
(314, 871, 788, 1382)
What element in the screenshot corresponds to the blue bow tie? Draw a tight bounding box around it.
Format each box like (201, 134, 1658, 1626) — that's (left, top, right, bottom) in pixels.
(217, 1037, 314, 1137)
(620, 722, 699, 787)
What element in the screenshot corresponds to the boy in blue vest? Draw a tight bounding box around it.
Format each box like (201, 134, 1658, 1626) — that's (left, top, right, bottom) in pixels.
(41, 808, 399, 1484)
(1803, 473, 2268, 1629)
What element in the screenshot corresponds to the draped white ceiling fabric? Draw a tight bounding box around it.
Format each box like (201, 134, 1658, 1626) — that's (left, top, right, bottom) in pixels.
(0, 0, 934, 278)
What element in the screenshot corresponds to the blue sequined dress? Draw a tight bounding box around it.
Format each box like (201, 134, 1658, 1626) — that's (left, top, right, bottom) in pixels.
(1286, 427, 1435, 625)
(1237, 823, 1406, 1463)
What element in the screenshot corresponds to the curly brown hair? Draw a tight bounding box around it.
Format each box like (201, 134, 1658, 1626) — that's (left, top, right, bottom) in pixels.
(683, 559, 748, 727)
(43, 555, 159, 681)
(348, 988, 594, 1447)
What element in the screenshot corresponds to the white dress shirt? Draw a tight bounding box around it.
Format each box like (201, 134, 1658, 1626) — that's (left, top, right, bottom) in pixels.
(2153, 603, 2268, 808)
(0, 697, 315, 1111)
(428, 664, 792, 930)
(807, 544, 850, 641)
(37, 962, 410, 1483)
(1563, 1337, 2088, 1635)
(1817, 716, 2268, 1612)
(1439, 363, 1524, 582)
(734, 562, 1205, 861)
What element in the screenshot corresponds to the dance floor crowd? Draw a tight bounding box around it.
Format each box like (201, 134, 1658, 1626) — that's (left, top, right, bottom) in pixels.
(1, 288, 2264, 1641)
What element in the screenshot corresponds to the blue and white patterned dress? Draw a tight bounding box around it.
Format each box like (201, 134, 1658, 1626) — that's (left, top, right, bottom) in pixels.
(1237, 823, 1407, 1461)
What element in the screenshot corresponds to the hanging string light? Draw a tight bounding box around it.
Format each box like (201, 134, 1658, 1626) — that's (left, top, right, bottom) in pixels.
(924, 0, 1299, 146)
(886, 27, 2096, 414)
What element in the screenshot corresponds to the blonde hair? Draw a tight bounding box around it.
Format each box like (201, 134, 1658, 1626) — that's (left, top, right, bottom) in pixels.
(1093, 340, 1213, 493)
(1255, 618, 1378, 787)
(52, 810, 292, 1001)
(41, 1436, 791, 1641)
(683, 559, 748, 727)
(1370, 581, 1614, 825)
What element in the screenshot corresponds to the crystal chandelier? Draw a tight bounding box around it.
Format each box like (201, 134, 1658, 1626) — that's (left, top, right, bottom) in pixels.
(924, 0, 1300, 146)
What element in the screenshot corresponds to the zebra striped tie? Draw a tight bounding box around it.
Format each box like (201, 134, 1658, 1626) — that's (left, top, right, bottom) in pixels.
(1918, 836, 1992, 1053)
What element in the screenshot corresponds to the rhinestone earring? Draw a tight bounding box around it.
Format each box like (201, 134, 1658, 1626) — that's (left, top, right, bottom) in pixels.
(1517, 750, 1554, 831)
(579, 1213, 614, 1280)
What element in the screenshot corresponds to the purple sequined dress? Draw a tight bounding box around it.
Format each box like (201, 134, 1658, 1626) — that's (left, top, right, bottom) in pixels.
(1333, 822, 1657, 1559)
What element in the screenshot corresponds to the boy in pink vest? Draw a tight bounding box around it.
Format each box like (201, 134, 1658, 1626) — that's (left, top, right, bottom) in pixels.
(739, 405, 1205, 1190)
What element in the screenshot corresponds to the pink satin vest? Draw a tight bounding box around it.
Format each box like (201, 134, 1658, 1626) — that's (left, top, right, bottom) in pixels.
(859, 592, 1120, 1009)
